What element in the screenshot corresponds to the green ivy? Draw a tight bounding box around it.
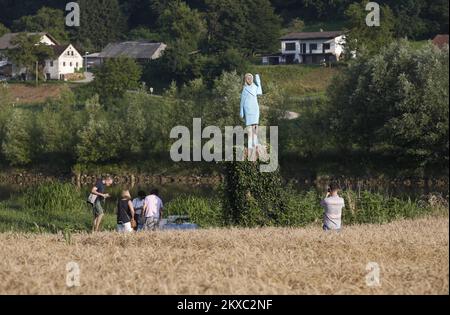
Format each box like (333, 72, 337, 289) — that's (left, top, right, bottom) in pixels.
(222, 159, 288, 227)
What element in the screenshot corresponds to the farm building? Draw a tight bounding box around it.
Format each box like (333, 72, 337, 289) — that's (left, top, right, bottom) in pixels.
(98, 41, 167, 63)
(262, 31, 346, 65)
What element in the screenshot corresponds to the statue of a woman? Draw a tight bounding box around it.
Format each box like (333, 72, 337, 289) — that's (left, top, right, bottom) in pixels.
(240, 73, 262, 159)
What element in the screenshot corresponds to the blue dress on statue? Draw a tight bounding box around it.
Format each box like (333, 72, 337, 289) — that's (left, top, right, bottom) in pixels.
(240, 74, 262, 126)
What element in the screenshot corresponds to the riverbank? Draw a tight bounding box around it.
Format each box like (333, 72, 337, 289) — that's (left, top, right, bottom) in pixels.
(1, 170, 448, 192)
(0, 216, 447, 294)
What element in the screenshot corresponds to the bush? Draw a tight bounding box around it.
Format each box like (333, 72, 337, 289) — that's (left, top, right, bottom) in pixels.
(92, 57, 142, 102)
(328, 41, 449, 167)
(341, 190, 435, 225)
(1, 109, 35, 165)
(164, 195, 224, 228)
(222, 159, 289, 227)
(278, 189, 323, 227)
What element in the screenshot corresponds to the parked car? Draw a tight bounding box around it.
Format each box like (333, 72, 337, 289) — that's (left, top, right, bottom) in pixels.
(159, 215, 199, 230)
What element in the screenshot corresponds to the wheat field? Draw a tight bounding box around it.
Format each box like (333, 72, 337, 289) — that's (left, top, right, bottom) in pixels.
(0, 216, 448, 295)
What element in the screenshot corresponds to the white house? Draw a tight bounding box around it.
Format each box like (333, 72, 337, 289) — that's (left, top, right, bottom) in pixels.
(262, 31, 346, 65)
(0, 32, 83, 80)
(43, 44, 83, 80)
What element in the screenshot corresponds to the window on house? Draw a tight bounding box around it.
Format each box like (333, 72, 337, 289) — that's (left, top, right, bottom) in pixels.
(76, 62, 79, 68)
(70, 62, 73, 67)
(285, 43, 296, 51)
(50, 61, 53, 67)
(310, 43, 318, 51)
(323, 43, 331, 50)
(63, 62, 66, 67)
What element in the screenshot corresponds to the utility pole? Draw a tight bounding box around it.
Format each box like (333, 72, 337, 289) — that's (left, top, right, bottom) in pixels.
(85, 52, 89, 72)
(35, 61, 38, 86)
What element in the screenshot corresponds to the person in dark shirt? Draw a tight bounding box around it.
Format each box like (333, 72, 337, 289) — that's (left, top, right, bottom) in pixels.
(117, 190, 135, 233)
(91, 175, 113, 232)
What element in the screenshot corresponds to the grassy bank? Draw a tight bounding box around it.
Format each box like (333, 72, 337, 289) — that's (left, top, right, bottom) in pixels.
(0, 183, 447, 233)
(0, 183, 116, 233)
(0, 216, 447, 294)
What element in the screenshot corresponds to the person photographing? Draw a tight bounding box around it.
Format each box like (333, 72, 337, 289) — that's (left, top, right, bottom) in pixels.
(320, 182, 345, 231)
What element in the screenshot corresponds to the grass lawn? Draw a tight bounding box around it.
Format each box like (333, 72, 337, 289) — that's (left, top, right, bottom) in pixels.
(251, 65, 339, 112)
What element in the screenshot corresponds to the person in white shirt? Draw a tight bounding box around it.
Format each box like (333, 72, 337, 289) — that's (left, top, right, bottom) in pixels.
(132, 190, 146, 231)
(142, 189, 164, 231)
(320, 182, 345, 231)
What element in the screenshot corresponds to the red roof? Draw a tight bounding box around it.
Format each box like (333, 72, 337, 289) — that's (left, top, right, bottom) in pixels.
(432, 34, 449, 49)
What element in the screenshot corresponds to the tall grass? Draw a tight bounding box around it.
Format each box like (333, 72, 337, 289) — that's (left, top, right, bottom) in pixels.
(251, 65, 338, 97)
(0, 182, 116, 233)
(164, 195, 224, 228)
(165, 189, 447, 228)
(0, 183, 446, 233)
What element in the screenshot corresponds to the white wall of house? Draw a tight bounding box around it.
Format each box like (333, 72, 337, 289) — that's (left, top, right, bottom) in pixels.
(39, 35, 56, 46)
(44, 45, 83, 80)
(280, 36, 345, 62)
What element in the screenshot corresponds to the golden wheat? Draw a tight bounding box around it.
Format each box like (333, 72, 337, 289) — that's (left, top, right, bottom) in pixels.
(0, 216, 448, 295)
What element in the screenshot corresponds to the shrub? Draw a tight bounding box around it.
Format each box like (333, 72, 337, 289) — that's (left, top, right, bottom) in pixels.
(222, 159, 288, 227)
(278, 189, 323, 227)
(1, 109, 35, 165)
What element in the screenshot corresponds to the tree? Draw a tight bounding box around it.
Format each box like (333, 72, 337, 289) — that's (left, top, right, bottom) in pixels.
(92, 58, 142, 101)
(12, 7, 69, 43)
(287, 18, 305, 32)
(381, 0, 449, 40)
(35, 90, 80, 162)
(143, 40, 204, 88)
(205, 0, 249, 53)
(205, 0, 281, 55)
(157, 0, 206, 50)
(1, 109, 34, 165)
(5, 33, 54, 81)
(328, 40, 449, 167)
(128, 27, 162, 42)
(75, 0, 127, 51)
(0, 23, 9, 37)
(76, 95, 125, 163)
(344, 1, 395, 57)
(244, 0, 282, 54)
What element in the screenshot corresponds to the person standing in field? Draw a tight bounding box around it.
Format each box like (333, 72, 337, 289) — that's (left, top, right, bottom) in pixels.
(117, 190, 135, 233)
(320, 182, 345, 231)
(240, 73, 263, 160)
(91, 175, 113, 233)
(132, 190, 146, 231)
(142, 189, 164, 231)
